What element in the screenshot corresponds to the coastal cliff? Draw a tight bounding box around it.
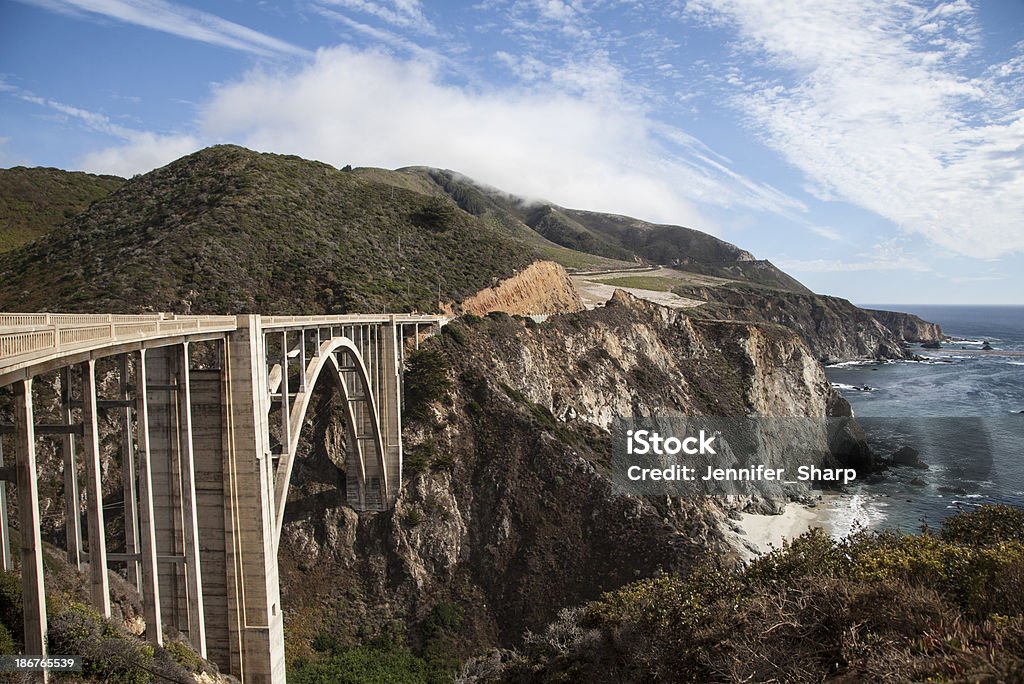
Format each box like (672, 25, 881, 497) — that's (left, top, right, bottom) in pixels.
(674, 284, 917, 361)
(278, 291, 851, 669)
(865, 308, 944, 343)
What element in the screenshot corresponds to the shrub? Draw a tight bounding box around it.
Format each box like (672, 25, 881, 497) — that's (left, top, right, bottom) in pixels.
(47, 601, 193, 684)
(164, 639, 203, 673)
(940, 504, 1024, 545)
(289, 645, 431, 684)
(515, 505, 1024, 683)
(0, 571, 22, 646)
(404, 349, 451, 422)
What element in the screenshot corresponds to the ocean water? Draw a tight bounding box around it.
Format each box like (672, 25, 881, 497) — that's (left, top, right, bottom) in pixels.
(823, 305, 1024, 536)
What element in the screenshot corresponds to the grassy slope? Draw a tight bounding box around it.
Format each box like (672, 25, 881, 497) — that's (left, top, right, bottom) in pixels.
(0, 146, 537, 314)
(361, 166, 637, 272)
(0, 167, 124, 253)
(390, 167, 810, 293)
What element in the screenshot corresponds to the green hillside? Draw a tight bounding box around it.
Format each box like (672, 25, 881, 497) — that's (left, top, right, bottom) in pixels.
(0, 167, 124, 253)
(0, 146, 536, 314)
(409, 168, 808, 292)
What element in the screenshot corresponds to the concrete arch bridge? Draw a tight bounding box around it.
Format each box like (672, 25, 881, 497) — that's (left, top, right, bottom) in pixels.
(0, 312, 445, 682)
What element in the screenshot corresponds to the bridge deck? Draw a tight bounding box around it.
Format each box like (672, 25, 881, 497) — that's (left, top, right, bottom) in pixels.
(0, 312, 446, 386)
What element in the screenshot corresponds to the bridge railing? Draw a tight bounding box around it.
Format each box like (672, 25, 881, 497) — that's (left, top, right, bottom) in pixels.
(0, 313, 166, 328)
(0, 314, 238, 363)
(261, 313, 447, 330)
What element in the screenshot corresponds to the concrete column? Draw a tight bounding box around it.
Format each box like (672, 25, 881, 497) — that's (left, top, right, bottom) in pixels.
(190, 367, 232, 670)
(380, 322, 403, 505)
(135, 350, 164, 646)
(80, 360, 111, 618)
(0, 437, 10, 571)
(147, 347, 186, 633)
(13, 379, 47, 671)
(176, 343, 207, 657)
(280, 332, 290, 458)
(60, 366, 81, 569)
(120, 355, 140, 590)
(224, 315, 286, 684)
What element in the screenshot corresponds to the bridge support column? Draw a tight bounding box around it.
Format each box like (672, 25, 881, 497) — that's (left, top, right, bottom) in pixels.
(136, 350, 164, 646)
(0, 437, 10, 571)
(380, 321, 402, 506)
(13, 379, 47, 677)
(80, 360, 111, 617)
(120, 355, 141, 591)
(224, 315, 285, 684)
(146, 348, 188, 635)
(176, 343, 206, 657)
(59, 367, 81, 570)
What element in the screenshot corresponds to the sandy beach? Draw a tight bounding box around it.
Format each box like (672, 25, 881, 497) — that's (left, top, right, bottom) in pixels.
(727, 495, 837, 558)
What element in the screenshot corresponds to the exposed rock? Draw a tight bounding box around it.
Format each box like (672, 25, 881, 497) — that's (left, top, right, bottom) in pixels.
(458, 260, 585, 316)
(891, 446, 928, 469)
(675, 284, 915, 361)
(892, 446, 920, 465)
(910, 477, 927, 487)
(865, 308, 944, 344)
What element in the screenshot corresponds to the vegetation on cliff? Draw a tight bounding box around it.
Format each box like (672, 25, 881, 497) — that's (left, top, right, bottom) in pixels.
(0, 544, 216, 683)
(472, 505, 1024, 683)
(0, 166, 123, 253)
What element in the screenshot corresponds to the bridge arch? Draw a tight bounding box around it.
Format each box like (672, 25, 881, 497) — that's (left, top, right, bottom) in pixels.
(271, 336, 388, 543)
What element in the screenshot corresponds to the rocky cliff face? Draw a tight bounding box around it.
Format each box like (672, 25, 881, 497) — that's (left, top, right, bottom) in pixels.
(458, 260, 584, 316)
(277, 291, 849, 664)
(675, 284, 912, 362)
(865, 308, 944, 343)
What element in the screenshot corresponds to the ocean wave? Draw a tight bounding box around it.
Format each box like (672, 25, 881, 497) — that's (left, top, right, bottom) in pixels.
(826, 493, 888, 539)
(826, 360, 886, 368)
(830, 382, 876, 392)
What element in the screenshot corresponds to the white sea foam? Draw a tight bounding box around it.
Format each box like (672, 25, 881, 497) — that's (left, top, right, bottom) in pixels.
(825, 360, 883, 368)
(830, 382, 875, 392)
(826, 493, 888, 540)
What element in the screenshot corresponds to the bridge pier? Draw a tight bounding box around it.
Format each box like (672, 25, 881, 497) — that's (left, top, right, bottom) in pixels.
(223, 316, 286, 684)
(81, 359, 111, 617)
(13, 379, 47, 681)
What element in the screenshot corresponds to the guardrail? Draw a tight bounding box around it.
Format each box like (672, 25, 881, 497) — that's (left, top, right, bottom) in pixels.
(0, 313, 166, 328)
(0, 312, 449, 371)
(0, 315, 238, 362)
(261, 313, 447, 329)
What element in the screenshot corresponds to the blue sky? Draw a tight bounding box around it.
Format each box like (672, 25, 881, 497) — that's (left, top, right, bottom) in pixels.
(1, 0, 1022, 305)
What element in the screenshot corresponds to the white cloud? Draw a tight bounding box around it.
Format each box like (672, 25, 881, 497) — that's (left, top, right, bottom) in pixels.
(809, 225, 842, 241)
(685, 0, 1024, 259)
(777, 257, 931, 273)
(11, 86, 200, 176)
(79, 46, 806, 229)
(317, 0, 437, 35)
(80, 132, 199, 177)
(16, 0, 311, 56)
(779, 239, 932, 272)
